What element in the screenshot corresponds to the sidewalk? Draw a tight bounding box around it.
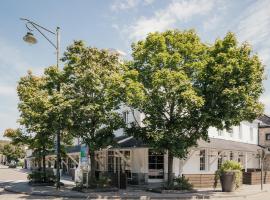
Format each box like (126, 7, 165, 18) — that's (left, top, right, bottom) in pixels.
(4, 181, 270, 199)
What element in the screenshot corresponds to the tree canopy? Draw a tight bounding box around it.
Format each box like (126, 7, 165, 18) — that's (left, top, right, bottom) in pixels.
(124, 30, 264, 185)
(61, 41, 125, 180)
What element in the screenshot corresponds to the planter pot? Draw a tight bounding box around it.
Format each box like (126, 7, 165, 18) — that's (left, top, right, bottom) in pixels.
(220, 171, 236, 192)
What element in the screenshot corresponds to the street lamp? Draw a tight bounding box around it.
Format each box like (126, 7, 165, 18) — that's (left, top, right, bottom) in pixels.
(20, 18, 61, 190)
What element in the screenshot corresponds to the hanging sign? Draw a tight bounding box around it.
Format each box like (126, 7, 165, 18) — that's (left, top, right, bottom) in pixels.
(80, 145, 89, 167)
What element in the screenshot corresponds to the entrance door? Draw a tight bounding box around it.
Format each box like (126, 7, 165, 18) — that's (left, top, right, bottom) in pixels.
(148, 150, 164, 182)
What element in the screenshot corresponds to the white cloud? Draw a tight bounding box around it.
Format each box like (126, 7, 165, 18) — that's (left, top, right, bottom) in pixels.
(0, 37, 31, 84)
(260, 93, 270, 115)
(0, 85, 17, 96)
(111, 0, 138, 11)
(126, 0, 217, 41)
(236, 0, 270, 67)
(143, 0, 155, 5)
(203, 15, 221, 31)
(111, 0, 155, 11)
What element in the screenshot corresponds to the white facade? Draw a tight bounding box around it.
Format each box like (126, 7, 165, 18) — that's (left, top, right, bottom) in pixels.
(111, 108, 260, 182)
(208, 121, 259, 145)
(67, 107, 261, 185)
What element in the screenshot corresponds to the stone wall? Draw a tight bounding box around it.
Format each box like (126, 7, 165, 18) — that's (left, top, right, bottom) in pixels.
(243, 171, 270, 184)
(183, 174, 220, 188)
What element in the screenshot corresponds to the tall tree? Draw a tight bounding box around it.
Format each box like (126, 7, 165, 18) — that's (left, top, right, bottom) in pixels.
(16, 70, 72, 180)
(1, 144, 25, 163)
(61, 41, 125, 182)
(124, 30, 264, 186)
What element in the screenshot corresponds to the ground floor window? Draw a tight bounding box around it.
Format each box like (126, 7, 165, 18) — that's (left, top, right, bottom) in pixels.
(200, 150, 206, 171)
(230, 151, 234, 161)
(218, 151, 223, 169)
(148, 150, 164, 179)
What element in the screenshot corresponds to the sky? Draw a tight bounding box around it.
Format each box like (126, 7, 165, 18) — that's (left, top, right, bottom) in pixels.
(0, 0, 270, 139)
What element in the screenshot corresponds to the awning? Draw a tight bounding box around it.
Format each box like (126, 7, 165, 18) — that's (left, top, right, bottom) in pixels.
(197, 138, 262, 153)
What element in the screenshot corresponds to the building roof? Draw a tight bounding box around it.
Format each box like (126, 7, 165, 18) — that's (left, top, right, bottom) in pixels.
(66, 145, 81, 154)
(116, 136, 147, 148)
(258, 114, 270, 127)
(197, 138, 262, 152)
(116, 136, 262, 153)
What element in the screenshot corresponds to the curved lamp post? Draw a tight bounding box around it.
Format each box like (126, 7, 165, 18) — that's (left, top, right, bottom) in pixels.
(20, 18, 61, 190)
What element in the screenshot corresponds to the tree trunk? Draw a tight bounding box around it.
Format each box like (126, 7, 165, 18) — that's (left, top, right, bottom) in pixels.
(167, 151, 174, 187)
(42, 146, 46, 182)
(38, 151, 42, 171)
(89, 149, 96, 186)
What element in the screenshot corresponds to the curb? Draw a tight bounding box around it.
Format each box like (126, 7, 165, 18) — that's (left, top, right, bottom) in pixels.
(4, 185, 268, 199)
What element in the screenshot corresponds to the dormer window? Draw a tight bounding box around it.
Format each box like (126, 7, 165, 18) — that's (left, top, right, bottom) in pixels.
(217, 129, 223, 136)
(123, 111, 129, 124)
(238, 125, 242, 139)
(228, 127, 233, 137)
(250, 127, 254, 141)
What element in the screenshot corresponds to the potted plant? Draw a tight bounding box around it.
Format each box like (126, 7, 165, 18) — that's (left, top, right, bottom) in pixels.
(214, 160, 243, 192)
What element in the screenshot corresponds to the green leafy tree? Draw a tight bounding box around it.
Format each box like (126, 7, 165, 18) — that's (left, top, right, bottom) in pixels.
(61, 41, 125, 182)
(1, 144, 25, 163)
(16, 70, 72, 181)
(124, 30, 264, 186)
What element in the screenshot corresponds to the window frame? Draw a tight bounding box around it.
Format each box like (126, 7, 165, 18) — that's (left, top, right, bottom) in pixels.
(250, 127, 254, 141)
(148, 150, 164, 179)
(265, 133, 270, 141)
(123, 110, 129, 124)
(217, 129, 223, 136)
(238, 125, 242, 139)
(228, 127, 233, 137)
(199, 149, 206, 171)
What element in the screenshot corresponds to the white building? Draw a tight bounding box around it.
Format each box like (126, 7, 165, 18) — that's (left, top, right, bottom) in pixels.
(91, 107, 262, 187)
(26, 106, 261, 187)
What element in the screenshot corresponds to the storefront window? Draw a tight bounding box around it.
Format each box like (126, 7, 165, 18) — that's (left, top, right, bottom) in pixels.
(107, 150, 131, 178)
(148, 150, 164, 179)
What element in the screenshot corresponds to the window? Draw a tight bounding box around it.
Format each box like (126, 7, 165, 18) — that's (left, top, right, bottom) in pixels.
(200, 150, 206, 171)
(123, 111, 129, 124)
(107, 151, 114, 172)
(238, 125, 242, 139)
(250, 127, 254, 141)
(218, 151, 223, 169)
(217, 129, 223, 136)
(228, 128, 233, 137)
(238, 153, 243, 164)
(148, 150, 164, 179)
(107, 150, 131, 176)
(265, 133, 270, 141)
(230, 151, 234, 161)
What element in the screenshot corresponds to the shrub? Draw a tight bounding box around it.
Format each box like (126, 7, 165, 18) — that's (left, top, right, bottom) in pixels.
(214, 160, 243, 189)
(96, 176, 112, 188)
(17, 161, 24, 167)
(28, 170, 56, 183)
(165, 176, 193, 190)
(173, 176, 193, 190)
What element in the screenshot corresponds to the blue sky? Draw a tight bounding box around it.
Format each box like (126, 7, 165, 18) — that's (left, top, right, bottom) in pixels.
(0, 0, 270, 139)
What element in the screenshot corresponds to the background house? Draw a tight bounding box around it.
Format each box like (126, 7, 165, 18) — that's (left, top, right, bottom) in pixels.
(258, 114, 270, 170)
